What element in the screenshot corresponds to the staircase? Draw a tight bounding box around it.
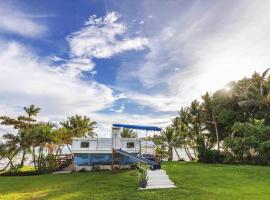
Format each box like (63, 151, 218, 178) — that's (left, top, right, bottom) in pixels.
(113, 148, 161, 170)
(143, 169, 176, 189)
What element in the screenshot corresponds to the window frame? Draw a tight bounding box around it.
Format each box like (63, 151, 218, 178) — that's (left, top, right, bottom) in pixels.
(80, 141, 90, 148)
(126, 142, 135, 149)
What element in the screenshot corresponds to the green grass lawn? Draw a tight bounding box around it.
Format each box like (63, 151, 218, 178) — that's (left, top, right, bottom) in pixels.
(0, 162, 269, 200)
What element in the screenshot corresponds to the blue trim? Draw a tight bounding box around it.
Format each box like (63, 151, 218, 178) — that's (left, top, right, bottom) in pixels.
(74, 153, 138, 166)
(112, 124, 161, 131)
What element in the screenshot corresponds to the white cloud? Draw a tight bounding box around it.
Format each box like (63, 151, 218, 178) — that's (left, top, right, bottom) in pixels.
(116, 0, 270, 111)
(51, 12, 149, 79)
(109, 105, 125, 113)
(66, 12, 148, 63)
(0, 3, 46, 37)
(0, 41, 116, 121)
(0, 11, 153, 136)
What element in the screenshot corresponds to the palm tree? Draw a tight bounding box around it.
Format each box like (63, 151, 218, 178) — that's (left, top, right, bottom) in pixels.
(2, 131, 32, 167)
(24, 105, 40, 122)
(0, 142, 19, 172)
(52, 127, 73, 155)
(61, 115, 97, 138)
(172, 113, 195, 160)
(238, 68, 270, 108)
(121, 128, 137, 138)
(158, 126, 182, 161)
(201, 92, 220, 151)
(0, 105, 41, 167)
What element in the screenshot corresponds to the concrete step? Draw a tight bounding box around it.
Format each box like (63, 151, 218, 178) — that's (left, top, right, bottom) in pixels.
(141, 185, 176, 190)
(147, 174, 169, 179)
(140, 169, 176, 190)
(147, 179, 174, 186)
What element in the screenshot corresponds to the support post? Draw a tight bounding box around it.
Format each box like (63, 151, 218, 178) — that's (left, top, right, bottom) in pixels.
(111, 148, 114, 173)
(119, 154, 122, 172)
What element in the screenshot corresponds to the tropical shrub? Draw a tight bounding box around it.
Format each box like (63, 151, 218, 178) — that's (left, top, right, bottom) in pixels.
(198, 148, 225, 163)
(224, 119, 270, 165)
(138, 167, 148, 188)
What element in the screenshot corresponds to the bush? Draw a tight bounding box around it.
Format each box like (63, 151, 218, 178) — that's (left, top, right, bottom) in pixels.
(198, 149, 225, 163)
(137, 167, 148, 188)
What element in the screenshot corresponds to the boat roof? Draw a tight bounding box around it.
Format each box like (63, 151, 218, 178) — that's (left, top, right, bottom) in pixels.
(112, 124, 162, 131)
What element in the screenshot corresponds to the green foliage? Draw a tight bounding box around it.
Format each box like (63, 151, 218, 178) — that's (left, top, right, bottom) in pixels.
(150, 126, 183, 161)
(120, 128, 138, 138)
(224, 119, 270, 164)
(155, 146, 168, 160)
(0, 105, 99, 174)
(164, 69, 270, 165)
(137, 167, 148, 188)
(61, 115, 97, 138)
(198, 149, 225, 163)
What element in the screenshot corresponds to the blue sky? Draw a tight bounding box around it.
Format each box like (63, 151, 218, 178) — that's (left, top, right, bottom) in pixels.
(1, 0, 270, 136)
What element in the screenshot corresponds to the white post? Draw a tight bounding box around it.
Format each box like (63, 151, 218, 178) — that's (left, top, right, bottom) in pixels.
(112, 127, 121, 149)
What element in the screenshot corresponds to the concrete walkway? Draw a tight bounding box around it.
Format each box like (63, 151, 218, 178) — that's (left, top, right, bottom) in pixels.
(142, 169, 176, 190)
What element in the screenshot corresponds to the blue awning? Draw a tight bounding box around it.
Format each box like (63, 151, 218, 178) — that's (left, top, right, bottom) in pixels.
(112, 124, 161, 131)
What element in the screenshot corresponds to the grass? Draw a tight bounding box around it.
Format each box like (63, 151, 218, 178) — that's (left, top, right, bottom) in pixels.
(0, 162, 269, 200)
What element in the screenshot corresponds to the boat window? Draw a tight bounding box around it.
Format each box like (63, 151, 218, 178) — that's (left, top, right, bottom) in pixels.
(80, 142, 89, 148)
(127, 142, 135, 148)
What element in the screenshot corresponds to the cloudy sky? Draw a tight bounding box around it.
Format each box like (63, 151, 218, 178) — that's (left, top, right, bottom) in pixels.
(0, 0, 270, 136)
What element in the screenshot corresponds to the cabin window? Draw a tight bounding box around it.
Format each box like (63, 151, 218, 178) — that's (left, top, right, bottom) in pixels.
(80, 142, 89, 148)
(127, 142, 135, 148)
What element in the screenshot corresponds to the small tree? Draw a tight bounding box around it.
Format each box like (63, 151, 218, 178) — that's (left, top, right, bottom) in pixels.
(61, 115, 97, 138)
(0, 105, 40, 167)
(121, 128, 137, 138)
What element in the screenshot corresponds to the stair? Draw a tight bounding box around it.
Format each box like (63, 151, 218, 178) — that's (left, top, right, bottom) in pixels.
(141, 169, 176, 190)
(114, 148, 161, 170)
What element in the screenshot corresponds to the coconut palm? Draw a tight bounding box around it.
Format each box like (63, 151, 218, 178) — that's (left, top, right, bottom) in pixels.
(52, 127, 73, 155)
(61, 115, 97, 138)
(238, 68, 270, 108)
(0, 142, 19, 171)
(201, 92, 220, 151)
(121, 128, 137, 138)
(158, 126, 182, 161)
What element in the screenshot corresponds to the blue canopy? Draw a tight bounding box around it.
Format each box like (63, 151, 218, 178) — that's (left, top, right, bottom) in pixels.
(112, 124, 161, 131)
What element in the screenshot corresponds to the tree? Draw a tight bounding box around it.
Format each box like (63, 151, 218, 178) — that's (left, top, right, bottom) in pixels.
(154, 126, 182, 161)
(0, 142, 19, 171)
(52, 127, 73, 155)
(173, 108, 195, 160)
(61, 115, 97, 138)
(0, 105, 41, 167)
(224, 119, 270, 164)
(26, 123, 54, 169)
(201, 92, 220, 151)
(121, 128, 137, 138)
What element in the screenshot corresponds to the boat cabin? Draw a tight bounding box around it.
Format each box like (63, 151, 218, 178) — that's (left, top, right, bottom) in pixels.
(71, 124, 161, 171)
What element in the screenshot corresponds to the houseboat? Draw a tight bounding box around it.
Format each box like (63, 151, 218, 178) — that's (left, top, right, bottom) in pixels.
(71, 124, 161, 171)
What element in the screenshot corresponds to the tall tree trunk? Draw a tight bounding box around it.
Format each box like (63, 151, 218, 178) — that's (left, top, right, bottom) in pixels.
(168, 147, 173, 161)
(173, 147, 181, 160)
(32, 147, 36, 169)
(192, 145, 197, 159)
(183, 145, 190, 160)
(20, 150, 26, 167)
(185, 144, 195, 160)
(212, 117, 220, 151)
